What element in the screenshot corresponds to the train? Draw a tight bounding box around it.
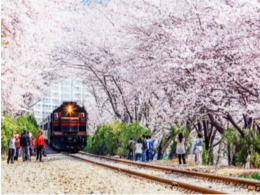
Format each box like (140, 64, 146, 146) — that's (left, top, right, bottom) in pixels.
(39, 102, 88, 151)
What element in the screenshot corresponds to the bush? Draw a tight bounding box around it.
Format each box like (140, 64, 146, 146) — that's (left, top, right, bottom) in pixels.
(208, 144, 214, 165)
(1, 115, 39, 151)
(222, 127, 260, 167)
(250, 151, 260, 168)
(85, 121, 152, 157)
(116, 122, 152, 157)
(87, 124, 117, 155)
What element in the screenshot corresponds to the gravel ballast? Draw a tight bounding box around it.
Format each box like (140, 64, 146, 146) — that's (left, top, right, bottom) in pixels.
(73, 154, 259, 194)
(1, 156, 180, 194)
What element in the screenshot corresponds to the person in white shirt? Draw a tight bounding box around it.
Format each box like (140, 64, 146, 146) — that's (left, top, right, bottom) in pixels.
(135, 138, 142, 161)
(193, 133, 203, 165)
(175, 133, 186, 164)
(7, 133, 17, 164)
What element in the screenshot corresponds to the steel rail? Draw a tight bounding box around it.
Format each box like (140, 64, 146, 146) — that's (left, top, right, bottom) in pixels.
(79, 151, 260, 191)
(63, 152, 227, 194)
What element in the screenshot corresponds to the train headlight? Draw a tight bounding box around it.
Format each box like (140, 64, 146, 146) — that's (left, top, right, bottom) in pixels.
(68, 106, 72, 112)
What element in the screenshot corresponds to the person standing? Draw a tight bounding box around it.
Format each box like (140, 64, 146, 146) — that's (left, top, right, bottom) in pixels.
(193, 133, 203, 165)
(35, 131, 45, 162)
(142, 135, 147, 162)
(146, 135, 149, 161)
(175, 133, 186, 164)
(29, 133, 34, 161)
(7, 133, 17, 164)
(127, 137, 135, 161)
(148, 135, 154, 161)
(20, 129, 30, 162)
(135, 139, 142, 161)
(14, 133, 20, 161)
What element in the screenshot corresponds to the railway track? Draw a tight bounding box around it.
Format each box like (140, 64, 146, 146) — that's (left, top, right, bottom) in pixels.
(78, 152, 260, 190)
(69, 151, 260, 194)
(62, 152, 228, 194)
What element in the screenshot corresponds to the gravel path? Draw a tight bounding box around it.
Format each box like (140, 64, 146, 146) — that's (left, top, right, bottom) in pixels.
(1, 155, 180, 194)
(73, 154, 259, 194)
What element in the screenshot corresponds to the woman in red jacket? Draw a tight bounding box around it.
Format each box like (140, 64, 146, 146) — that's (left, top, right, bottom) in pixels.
(35, 131, 45, 162)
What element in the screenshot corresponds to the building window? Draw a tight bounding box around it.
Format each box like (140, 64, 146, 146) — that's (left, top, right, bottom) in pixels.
(52, 93, 59, 97)
(52, 85, 59, 91)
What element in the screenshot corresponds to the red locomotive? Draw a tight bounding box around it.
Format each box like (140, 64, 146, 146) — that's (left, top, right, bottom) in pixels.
(40, 102, 87, 151)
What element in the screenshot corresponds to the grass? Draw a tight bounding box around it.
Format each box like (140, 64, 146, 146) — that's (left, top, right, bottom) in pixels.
(239, 173, 260, 181)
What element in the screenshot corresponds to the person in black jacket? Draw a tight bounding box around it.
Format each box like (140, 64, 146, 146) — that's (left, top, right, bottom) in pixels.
(20, 129, 30, 162)
(127, 137, 135, 161)
(142, 135, 147, 162)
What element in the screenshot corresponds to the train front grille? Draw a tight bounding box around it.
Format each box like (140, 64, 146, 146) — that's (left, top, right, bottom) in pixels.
(61, 117, 79, 132)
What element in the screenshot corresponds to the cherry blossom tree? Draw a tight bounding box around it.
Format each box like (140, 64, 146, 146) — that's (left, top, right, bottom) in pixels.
(1, 0, 79, 115)
(51, 0, 260, 138)
(3, 0, 260, 157)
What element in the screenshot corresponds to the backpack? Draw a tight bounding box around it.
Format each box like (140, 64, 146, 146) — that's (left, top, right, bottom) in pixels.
(129, 141, 134, 150)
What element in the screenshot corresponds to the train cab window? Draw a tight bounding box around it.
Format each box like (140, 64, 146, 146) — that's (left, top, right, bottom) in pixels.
(81, 113, 85, 120)
(54, 112, 59, 120)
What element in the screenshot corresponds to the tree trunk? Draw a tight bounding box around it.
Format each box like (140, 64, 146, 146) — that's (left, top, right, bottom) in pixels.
(227, 142, 231, 165)
(157, 135, 172, 160)
(202, 120, 210, 150)
(208, 113, 224, 134)
(224, 113, 244, 137)
(169, 150, 176, 160)
(157, 140, 164, 160)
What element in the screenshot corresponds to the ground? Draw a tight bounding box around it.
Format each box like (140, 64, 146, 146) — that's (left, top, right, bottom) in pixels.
(1, 156, 179, 194)
(148, 159, 260, 177)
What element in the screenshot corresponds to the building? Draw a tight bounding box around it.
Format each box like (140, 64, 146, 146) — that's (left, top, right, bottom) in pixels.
(33, 78, 89, 124)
